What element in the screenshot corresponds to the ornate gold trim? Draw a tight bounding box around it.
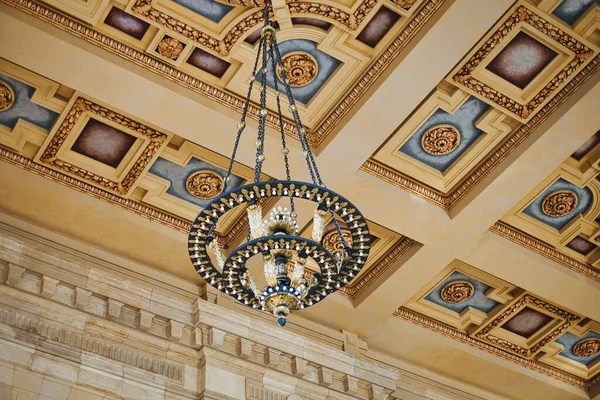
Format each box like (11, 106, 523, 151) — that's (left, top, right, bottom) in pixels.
(2, 0, 445, 149)
(490, 221, 600, 283)
(361, 54, 600, 210)
(452, 5, 594, 119)
(338, 236, 416, 299)
(393, 307, 592, 389)
(39, 97, 168, 195)
(475, 294, 580, 358)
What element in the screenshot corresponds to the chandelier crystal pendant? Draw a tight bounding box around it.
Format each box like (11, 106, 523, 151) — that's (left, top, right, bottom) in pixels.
(188, 2, 371, 326)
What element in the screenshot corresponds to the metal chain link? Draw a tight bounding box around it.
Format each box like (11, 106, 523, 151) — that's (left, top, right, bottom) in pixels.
(268, 35, 295, 213)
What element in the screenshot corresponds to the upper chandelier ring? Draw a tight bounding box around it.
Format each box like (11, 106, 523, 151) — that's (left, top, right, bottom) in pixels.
(188, 181, 371, 305)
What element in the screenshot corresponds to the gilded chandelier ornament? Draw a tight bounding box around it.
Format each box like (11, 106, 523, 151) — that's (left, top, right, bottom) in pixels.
(0, 80, 15, 112)
(440, 280, 474, 303)
(188, 2, 370, 327)
(541, 190, 578, 217)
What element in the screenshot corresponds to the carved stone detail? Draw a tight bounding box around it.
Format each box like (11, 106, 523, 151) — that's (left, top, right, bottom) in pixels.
(541, 190, 578, 217)
(277, 52, 318, 87)
(440, 280, 474, 303)
(421, 125, 461, 155)
(0, 308, 183, 380)
(186, 170, 224, 199)
(573, 338, 600, 357)
(0, 80, 15, 112)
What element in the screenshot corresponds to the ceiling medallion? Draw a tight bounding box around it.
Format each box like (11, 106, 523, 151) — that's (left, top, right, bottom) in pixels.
(276, 52, 319, 87)
(440, 280, 474, 303)
(572, 338, 600, 357)
(0, 80, 15, 112)
(541, 190, 578, 217)
(158, 37, 184, 60)
(186, 171, 225, 199)
(421, 124, 461, 156)
(188, 4, 371, 327)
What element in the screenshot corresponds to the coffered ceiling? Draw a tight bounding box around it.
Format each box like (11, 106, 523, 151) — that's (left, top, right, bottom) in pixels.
(1, 0, 600, 399)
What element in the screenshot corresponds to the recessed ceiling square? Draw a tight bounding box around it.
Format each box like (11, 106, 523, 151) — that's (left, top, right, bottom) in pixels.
(485, 32, 558, 89)
(71, 118, 137, 168)
(502, 307, 553, 338)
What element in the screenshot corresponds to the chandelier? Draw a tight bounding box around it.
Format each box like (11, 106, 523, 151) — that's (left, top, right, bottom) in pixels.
(188, 3, 371, 326)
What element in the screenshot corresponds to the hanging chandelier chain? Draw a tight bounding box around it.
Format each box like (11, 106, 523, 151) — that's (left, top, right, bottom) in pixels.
(221, 26, 265, 193)
(254, 27, 270, 183)
(268, 37, 295, 213)
(271, 40, 324, 187)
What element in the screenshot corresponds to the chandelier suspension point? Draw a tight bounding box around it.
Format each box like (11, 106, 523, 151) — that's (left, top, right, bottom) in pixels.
(188, 1, 370, 327)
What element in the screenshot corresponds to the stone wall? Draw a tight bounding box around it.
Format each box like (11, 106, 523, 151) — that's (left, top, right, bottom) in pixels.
(0, 215, 502, 400)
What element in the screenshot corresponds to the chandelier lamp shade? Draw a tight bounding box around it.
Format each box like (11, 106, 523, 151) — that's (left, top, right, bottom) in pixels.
(187, 2, 371, 326)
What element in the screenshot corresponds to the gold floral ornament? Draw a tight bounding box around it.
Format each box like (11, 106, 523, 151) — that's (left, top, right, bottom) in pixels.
(421, 124, 461, 156)
(186, 171, 224, 199)
(157, 37, 184, 60)
(0, 80, 15, 112)
(541, 190, 578, 217)
(215, 0, 266, 5)
(276, 52, 318, 88)
(572, 338, 600, 357)
(440, 280, 475, 303)
(392, 0, 418, 10)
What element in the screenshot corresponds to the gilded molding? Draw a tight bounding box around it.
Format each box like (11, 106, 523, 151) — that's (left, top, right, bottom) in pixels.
(490, 221, 600, 283)
(338, 236, 416, 299)
(2, 0, 445, 149)
(39, 97, 168, 195)
(361, 54, 600, 210)
(452, 5, 594, 119)
(393, 307, 591, 389)
(0, 307, 184, 380)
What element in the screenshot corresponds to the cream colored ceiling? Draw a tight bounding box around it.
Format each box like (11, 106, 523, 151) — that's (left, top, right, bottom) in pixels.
(1, 0, 600, 399)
